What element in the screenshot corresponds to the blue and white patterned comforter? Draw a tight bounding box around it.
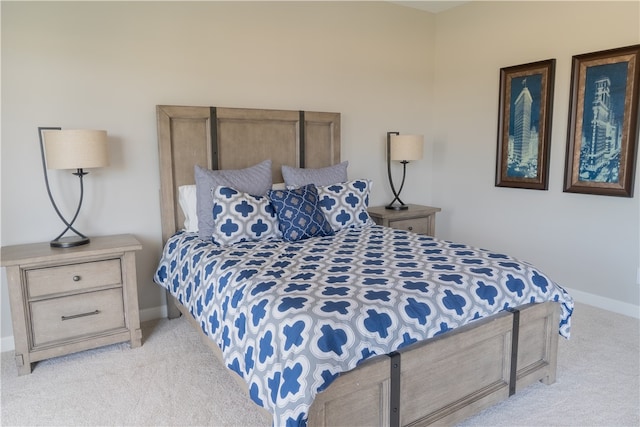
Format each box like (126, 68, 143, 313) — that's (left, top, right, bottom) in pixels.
(154, 225, 573, 426)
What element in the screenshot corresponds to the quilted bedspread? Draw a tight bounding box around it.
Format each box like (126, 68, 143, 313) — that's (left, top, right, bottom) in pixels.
(154, 225, 573, 426)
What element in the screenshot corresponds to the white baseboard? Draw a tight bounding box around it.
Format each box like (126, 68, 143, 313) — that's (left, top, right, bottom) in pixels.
(140, 305, 168, 323)
(2, 291, 638, 353)
(564, 287, 640, 319)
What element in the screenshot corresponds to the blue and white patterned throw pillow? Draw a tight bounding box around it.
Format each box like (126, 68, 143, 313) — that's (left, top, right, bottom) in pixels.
(317, 179, 374, 232)
(195, 160, 272, 241)
(211, 186, 281, 246)
(268, 184, 334, 242)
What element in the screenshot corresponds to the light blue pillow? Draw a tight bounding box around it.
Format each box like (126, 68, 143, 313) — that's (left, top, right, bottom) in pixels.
(268, 185, 334, 242)
(195, 160, 272, 241)
(282, 161, 348, 188)
(211, 186, 281, 246)
(317, 179, 374, 232)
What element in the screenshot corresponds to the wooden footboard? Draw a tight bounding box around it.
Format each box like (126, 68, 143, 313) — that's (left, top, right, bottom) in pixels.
(169, 295, 560, 427)
(397, 312, 514, 427)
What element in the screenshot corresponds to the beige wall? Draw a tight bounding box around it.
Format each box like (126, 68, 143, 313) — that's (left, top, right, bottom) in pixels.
(1, 1, 638, 347)
(432, 0, 639, 314)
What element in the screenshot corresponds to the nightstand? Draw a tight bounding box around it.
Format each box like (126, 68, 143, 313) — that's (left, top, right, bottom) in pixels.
(1, 234, 142, 375)
(368, 204, 441, 236)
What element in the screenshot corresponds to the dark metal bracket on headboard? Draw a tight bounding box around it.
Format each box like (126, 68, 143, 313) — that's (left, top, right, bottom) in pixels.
(210, 106, 219, 170)
(299, 110, 306, 168)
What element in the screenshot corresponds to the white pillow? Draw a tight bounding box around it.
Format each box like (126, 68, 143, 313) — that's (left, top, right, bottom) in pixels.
(178, 185, 199, 232)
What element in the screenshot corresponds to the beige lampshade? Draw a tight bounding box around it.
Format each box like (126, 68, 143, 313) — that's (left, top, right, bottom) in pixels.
(43, 129, 109, 170)
(390, 134, 423, 161)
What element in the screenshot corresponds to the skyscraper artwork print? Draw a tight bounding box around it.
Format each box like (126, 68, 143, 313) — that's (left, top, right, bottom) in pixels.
(564, 44, 640, 197)
(496, 59, 555, 190)
(578, 62, 627, 183)
(508, 75, 542, 179)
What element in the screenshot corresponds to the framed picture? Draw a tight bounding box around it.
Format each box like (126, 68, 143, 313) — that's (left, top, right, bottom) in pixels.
(496, 59, 556, 190)
(564, 44, 640, 197)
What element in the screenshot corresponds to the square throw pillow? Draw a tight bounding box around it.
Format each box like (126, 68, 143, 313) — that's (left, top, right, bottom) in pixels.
(282, 161, 348, 188)
(211, 186, 281, 246)
(317, 179, 374, 232)
(268, 184, 334, 242)
(195, 160, 272, 241)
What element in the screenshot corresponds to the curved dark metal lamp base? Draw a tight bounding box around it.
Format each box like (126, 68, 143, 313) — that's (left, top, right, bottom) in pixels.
(385, 204, 408, 210)
(51, 235, 90, 248)
(386, 131, 413, 212)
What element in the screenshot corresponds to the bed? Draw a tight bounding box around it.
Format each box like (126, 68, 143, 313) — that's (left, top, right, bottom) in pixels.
(154, 105, 573, 426)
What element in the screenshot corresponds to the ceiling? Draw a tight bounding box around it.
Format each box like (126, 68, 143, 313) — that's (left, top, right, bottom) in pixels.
(390, 1, 469, 14)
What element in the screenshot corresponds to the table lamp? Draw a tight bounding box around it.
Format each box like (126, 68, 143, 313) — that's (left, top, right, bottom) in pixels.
(386, 132, 424, 210)
(38, 127, 109, 248)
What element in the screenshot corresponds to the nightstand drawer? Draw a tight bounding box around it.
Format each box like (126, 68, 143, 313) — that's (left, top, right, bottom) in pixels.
(388, 218, 429, 234)
(26, 259, 122, 298)
(367, 205, 441, 237)
(30, 288, 126, 347)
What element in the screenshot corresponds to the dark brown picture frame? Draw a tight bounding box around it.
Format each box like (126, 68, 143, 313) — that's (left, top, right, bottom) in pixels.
(564, 44, 640, 197)
(496, 59, 555, 190)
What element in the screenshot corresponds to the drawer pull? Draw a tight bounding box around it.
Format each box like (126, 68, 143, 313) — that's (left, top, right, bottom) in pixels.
(72, 275, 81, 282)
(408, 226, 413, 231)
(61, 310, 100, 321)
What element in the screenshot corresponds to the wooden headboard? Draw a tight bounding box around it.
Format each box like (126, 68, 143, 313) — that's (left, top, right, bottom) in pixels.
(156, 105, 341, 243)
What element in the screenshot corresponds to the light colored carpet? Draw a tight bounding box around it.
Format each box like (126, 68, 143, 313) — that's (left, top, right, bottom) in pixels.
(1, 302, 638, 426)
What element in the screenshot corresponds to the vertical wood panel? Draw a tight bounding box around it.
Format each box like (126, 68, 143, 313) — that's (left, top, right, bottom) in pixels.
(516, 301, 559, 387)
(307, 355, 390, 427)
(399, 313, 513, 426)
(215, 107, 300, 183)
(304, 111, 341, 168)
(156, 105, 211, 242)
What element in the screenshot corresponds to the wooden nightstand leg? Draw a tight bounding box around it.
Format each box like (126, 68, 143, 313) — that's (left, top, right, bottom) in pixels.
(130, 328, 142, 348)
(122, 251, 142, 348)
(6, 266, 33, 375)
(15, 353, 32, 375)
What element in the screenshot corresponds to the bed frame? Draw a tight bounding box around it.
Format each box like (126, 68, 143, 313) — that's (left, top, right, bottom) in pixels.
(156, 104, 560, 426)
